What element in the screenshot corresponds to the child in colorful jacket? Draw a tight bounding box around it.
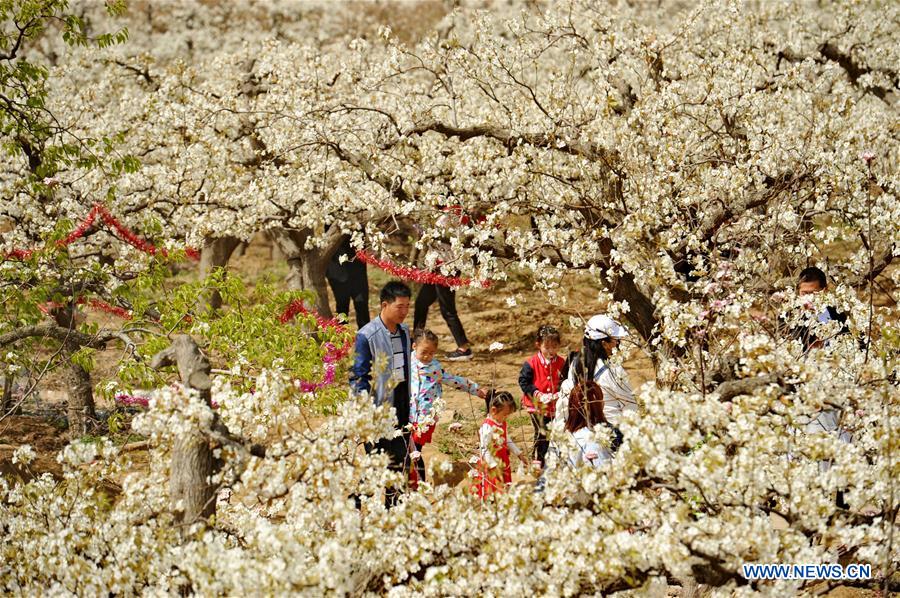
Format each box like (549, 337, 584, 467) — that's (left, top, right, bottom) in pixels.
(409, 329, 487, 485)
(518, 325, 565, 469)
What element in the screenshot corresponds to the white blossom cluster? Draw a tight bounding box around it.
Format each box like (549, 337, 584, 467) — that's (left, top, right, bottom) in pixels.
(2, 356, 897, 594)
(4, 0, 896, 299)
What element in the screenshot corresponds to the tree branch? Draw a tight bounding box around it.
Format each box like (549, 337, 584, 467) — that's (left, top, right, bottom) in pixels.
(850, 246, 895, 289)
(0, 324, 116, 349)
(404, 120, 620, 166)
(819, 43, 897, 104)
(715, 374, 783, 401)
(327, 142, 416, 204)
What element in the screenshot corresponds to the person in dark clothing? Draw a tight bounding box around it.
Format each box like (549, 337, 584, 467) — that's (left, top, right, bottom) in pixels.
(326, 238, 370, 328)
(792, 266, 848, 351)
(350, 281, 412, 506)
(414, 284, 472, 360)
(413, 206, 484, 361)
(792, 267, 854, 509)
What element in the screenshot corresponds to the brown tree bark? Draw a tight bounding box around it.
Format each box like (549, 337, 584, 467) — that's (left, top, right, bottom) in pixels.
(62, 360, 95, 438)
(52, 307, 96, 437)
(198, 235, 243, 310)
(1, 374, 13, 413)
(150, 335, 217, 524)
(266, 227, 346, 317)
(609, 270, 658, 345)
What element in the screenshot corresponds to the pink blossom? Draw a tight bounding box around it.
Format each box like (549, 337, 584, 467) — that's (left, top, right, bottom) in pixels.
(115, 394, 150, 408)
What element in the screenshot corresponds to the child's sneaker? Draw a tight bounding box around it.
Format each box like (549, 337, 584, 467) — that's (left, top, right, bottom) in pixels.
(446, 348, 473, 361)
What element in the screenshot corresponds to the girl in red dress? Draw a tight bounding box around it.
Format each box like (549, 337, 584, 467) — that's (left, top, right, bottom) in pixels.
(472, 391, 529, 498)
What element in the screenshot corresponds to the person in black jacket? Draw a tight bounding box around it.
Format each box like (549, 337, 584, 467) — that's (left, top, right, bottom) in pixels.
(326, 238, 370, 328)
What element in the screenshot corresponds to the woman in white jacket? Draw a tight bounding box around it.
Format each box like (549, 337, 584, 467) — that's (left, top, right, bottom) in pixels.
(554, 314, 635, 453)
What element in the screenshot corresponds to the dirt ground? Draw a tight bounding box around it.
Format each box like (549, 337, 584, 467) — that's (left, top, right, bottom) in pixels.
(0, 415, 67, 480)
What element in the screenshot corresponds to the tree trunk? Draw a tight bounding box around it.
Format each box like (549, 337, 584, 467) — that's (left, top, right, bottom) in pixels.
(52, 307, 96, 437)
(63, 361, 95, 438)
(610, 270, 658, 344)
(150, 335, 217, 524)
(266, 227, 346, 317)
(199, 236, 243, 310)
(595, 237, 661, 345)
(169, 430, 216, 524)
(1, 374, 13, 413)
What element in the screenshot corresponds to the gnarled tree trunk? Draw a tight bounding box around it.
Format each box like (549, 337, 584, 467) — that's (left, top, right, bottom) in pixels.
(151, 335, 216, 524)
(266, 227, 346, 317)
(52, 307, 96, 437)
(199, 235, 243, 310)
(62, 361, 94, 438)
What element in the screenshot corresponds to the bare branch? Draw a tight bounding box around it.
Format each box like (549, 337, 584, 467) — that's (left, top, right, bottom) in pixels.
(404, 120, 620, 166)
(715, 374, 783, 402)
(0, 324, 116, 349)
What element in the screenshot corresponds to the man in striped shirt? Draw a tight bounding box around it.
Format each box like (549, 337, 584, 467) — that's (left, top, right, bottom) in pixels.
(351, 281, 413, 504)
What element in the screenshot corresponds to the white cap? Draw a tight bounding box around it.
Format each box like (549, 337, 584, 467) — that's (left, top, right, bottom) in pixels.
(584, 314, 628, 340)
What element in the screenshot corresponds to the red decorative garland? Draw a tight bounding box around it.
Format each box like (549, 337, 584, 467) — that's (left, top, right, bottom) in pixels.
(355, 250, 490, 289)
(36, 296, 134, 320)
(4, 202, 200, 262)
(84, 298, 133, 320)
(5, 204, 198, 323)
(184, 246, 201, 261)
(6, 248, 35, 260)
(115, 393, 150, 408)
(115, 390, 219, 409)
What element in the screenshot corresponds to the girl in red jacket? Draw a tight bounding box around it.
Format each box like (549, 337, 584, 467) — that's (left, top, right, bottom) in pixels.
(518, 325, 565, 469)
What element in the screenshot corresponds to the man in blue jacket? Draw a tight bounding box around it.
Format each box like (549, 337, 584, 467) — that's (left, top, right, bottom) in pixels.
(350, 280, 412, 501)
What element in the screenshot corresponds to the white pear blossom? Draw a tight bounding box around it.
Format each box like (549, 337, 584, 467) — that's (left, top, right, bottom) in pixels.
(10, 445, 36, 466)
